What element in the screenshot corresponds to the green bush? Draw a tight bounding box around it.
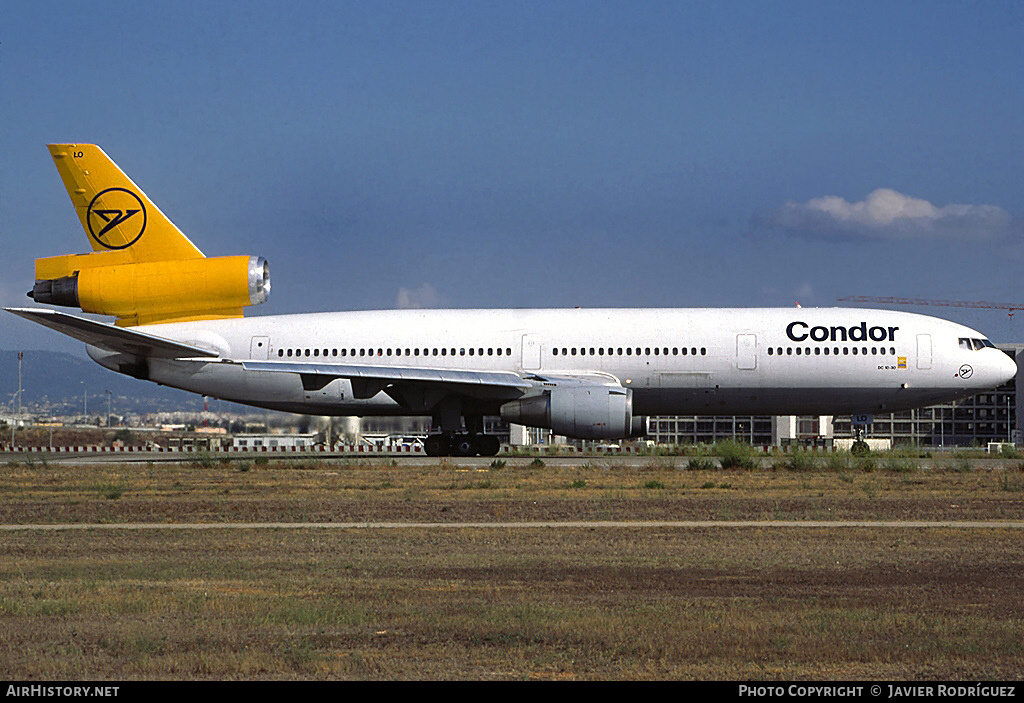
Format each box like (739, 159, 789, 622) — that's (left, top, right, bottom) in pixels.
(686, 457, 717, 471)
(717, 440, 757, 470)
(785, 452, 819, 472)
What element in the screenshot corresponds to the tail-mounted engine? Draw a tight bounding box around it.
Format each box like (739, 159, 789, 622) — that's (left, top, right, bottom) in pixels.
(29, 253, 269, 327)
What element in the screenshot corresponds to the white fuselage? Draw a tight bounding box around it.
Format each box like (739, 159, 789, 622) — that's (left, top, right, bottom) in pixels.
(87, 307, 1018, 419)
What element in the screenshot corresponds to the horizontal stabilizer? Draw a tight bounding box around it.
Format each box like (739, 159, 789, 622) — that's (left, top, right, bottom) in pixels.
(4, 307, 219, 359)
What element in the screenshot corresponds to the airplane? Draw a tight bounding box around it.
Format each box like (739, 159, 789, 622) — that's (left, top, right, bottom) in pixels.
(6, 144, 1018, 456)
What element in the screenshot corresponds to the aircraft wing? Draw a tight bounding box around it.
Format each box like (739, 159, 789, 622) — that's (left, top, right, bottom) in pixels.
(240, 359, 532, 400)
(4, 307, 219, 359)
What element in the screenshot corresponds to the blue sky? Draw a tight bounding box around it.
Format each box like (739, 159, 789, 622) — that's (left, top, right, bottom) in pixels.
(2, 0, 1023, 355)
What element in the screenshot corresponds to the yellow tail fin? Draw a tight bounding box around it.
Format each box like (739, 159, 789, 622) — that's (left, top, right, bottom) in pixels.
(33, 144, 269, 327)
(48, 144, 204, 262)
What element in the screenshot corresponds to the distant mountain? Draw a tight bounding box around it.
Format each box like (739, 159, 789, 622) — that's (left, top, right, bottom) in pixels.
(0, 349, 217, 415)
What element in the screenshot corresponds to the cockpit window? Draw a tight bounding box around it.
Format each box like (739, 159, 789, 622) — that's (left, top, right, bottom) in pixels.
(960, 337, 996, 351)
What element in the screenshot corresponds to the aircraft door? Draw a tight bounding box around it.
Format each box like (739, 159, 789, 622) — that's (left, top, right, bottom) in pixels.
(250, 336, 270, 360)
(916, 334, 932, 370)
(522, 334, 542, 370)
(736, 334, 757, 370)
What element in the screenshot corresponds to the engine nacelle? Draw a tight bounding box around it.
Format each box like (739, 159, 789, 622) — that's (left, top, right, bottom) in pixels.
(500, 384, 648, 440)
(30, 254, 269, 326)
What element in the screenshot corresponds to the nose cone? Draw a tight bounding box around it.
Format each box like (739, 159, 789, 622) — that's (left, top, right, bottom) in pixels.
(996, 350, 1019, 386)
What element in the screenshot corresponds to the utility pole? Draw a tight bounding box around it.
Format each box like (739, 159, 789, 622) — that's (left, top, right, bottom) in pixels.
(17, 352, 23, 417)
(106, 390, 113, 427)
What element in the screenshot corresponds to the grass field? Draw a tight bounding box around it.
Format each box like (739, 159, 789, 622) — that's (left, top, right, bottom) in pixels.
(1, 456, 1022, 679)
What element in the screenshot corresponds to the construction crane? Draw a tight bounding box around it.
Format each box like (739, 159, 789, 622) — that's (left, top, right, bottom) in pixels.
(838, 296, 1024, 317)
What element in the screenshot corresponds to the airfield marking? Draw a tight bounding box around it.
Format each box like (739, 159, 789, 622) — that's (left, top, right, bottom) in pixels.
(2, 520, 1024, 531)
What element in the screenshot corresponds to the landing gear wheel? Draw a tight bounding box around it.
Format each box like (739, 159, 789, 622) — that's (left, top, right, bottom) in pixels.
(452, 435, 477, 457)
(424, 434, 450, 457)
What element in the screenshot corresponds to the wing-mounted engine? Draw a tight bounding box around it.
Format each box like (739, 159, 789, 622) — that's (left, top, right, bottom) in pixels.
(499, 375, 648, 439)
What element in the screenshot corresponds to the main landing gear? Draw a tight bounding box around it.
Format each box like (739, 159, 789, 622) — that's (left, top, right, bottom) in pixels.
(425, 403, 500, 457)
(424, 433, 501, 457)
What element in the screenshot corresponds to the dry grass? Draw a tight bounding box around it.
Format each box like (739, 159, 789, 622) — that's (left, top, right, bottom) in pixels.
(0, 457, 1022, 679)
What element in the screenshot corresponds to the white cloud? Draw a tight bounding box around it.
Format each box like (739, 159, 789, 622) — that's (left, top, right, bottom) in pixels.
(794, 282, 815, 302)
(396, 283, 444, 309)
(766, 188, 1013, 241)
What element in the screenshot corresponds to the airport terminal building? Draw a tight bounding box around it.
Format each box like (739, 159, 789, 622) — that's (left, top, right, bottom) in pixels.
(646, 344, 1023, 448)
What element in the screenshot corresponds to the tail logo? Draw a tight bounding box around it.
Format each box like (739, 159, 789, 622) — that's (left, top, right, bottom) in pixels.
(87, 187, 147, 249)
